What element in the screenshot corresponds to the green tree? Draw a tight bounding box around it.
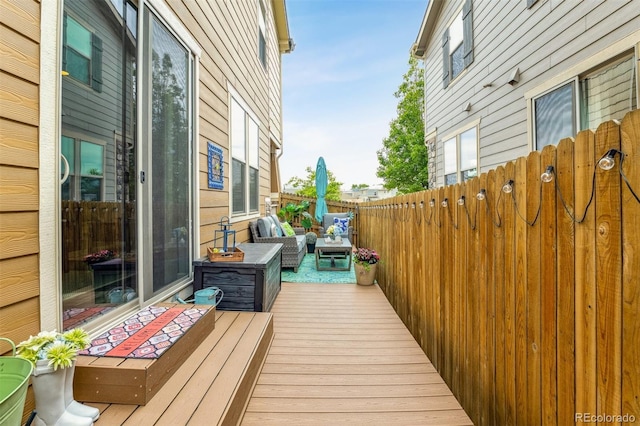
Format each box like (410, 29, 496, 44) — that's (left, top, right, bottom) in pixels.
(286, 166, 343, 201)
(351, 184, 369, 190)
(376, 56, 427, 193)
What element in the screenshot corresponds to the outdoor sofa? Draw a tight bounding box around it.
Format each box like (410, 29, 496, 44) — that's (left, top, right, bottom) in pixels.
(249, 215, 306, 272)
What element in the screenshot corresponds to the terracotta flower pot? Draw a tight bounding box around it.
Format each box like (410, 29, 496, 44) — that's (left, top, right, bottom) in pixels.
(354, 263, 377, 286)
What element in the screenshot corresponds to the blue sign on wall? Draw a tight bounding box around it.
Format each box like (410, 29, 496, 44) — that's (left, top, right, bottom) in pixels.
(208, 142, 224, 190)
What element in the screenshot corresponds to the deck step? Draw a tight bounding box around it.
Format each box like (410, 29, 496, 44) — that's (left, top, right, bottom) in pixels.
(90, 311, 273, 425)
(75, 303, 217, 405)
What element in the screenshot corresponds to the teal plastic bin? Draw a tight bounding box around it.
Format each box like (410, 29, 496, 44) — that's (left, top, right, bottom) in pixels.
(0, 338, 33, 426)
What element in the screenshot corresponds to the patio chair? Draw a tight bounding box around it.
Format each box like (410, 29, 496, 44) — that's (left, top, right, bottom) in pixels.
(318, 212, 353, 242)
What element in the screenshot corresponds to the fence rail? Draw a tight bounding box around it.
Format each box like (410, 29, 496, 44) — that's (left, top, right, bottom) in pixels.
(358, 111, 640, 425)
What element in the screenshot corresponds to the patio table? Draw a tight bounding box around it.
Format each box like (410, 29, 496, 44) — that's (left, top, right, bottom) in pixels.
(314, 238, 352, 271)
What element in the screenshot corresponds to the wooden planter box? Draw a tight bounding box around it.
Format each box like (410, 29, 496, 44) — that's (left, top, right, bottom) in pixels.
(73, 303, 216, 405)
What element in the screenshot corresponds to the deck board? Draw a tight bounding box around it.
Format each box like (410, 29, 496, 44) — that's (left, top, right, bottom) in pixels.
(242, 283, 472, 425)
(92, 283, 471, 425)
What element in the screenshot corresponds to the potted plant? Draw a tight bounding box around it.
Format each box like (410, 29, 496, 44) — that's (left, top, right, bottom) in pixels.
(352, 247, 380, 285)
(300, 212, 313, 232)
(16, 329, 99, 425)
(83, 249, 117, 265)
(305, 232, 317, 253)
(325, 225, 341, 241)
(278, 200, 311, 226)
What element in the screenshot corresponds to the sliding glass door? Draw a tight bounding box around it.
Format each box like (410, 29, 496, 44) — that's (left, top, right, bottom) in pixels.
(143, 9, 193, 294)
(60, 0, 194, 330)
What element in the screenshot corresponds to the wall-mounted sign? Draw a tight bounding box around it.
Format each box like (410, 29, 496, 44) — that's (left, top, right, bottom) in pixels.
(208, 142, 224, 190)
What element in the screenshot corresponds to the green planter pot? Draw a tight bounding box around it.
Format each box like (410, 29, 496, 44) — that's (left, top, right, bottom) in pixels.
(0, 338, 33, 426)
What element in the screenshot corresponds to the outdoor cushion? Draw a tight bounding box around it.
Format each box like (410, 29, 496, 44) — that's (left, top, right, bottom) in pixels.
(296, 235, 306, 252)
(322, 212, 350, 230)
(257, 217, 272, 237)
(333, 217, 350, 234)
(269, 215, 285, 236)
(281, 222, 296, 236)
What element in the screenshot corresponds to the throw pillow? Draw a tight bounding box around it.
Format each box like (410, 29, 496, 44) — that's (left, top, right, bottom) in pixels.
(267, 215, 284, 237)
(270, 223, 278, 238)
(257, 217, 272, 237)
(269, 215, 285, 236)
(281, 221, 296, 236)
(333, 217, 350, 234)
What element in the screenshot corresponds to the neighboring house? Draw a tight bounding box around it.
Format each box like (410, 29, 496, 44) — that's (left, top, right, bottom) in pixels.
(411, 0, 639, 188)
(0, 0, 292, 342)
(342, 187, 398, 202)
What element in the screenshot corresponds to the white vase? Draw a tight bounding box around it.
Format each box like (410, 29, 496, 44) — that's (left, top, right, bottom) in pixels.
(65, 361, 100, 421)
(31, 360, 93, 426)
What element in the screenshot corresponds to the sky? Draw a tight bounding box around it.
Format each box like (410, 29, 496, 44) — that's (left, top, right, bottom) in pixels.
(280, 0, 427, 191)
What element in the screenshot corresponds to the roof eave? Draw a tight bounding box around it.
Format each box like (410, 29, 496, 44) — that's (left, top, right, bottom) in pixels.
(412, 0, 444, 58)
(272, 0, 293, 53)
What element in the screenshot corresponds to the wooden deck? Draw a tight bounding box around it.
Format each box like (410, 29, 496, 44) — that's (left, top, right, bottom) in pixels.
(241, 283, 472, 425)
(92, 310, 273, 425)
(88, 283, 471, 425)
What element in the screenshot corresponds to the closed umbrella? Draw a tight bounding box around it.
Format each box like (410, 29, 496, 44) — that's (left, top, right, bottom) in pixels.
(314, 157, 328, 223)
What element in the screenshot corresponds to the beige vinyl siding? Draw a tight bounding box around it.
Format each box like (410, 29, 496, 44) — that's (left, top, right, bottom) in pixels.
(163, 1, 283, 252)
(0, 0, 42, 345)
(422, 0, 639, 187)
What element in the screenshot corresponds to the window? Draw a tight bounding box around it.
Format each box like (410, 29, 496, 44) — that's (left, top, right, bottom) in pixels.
(442, 0, 473, 88)
(63, 14, 102, 91)
(61, 136, 104, 201)
(443, 127, 478, 185)
(444, 138, 457, 185)
(580, 55, 637, 131)
(534, 82, 576, 150)
(258, 0, 267, 68)
(231, 96, 260, 215)
(449, 11, 464, 80)
(460, 128, 478, 180)
(533, 54, 637, 149)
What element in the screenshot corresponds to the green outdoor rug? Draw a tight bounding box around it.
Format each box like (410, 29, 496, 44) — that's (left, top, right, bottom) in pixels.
(281, 253, 356, 284)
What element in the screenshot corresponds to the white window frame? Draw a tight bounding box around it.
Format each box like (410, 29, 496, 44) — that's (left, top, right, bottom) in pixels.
(531, 78, 579, 151)
(525, 31, 640, 151)
(442, 0, 473, 89)
(441, 120, 479, 186)
(61, 134, 106, 201)
(228, 84, 261, 221)
(448, 10, 464, 80)
(531, 52, 637, 150)
(63, 14, 94, 86)
(257, 0, 267, 69)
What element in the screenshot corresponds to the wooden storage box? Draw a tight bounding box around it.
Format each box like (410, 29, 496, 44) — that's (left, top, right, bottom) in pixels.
(194, 243, 282, 312)
(207, 246, 244, 262)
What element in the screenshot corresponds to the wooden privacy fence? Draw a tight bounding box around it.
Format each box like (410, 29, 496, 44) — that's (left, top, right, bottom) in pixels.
(358, 111, 640, 426)
(61, 201, 135, 269)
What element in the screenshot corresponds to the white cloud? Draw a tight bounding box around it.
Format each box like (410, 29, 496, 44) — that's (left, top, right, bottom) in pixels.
(281, 114, 389, 190)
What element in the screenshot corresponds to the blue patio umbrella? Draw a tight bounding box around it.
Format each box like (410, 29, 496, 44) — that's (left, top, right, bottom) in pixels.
(314, 157, 328, 223)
